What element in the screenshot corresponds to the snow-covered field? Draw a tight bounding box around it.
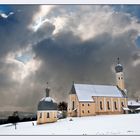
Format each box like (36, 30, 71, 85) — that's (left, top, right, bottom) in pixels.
(0, 114, 140, 135)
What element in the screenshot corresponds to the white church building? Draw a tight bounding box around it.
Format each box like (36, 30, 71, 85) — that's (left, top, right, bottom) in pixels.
(68, 58, 128, 117)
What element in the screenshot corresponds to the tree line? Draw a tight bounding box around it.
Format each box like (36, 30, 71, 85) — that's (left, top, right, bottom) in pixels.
(0, 101, 68, 125)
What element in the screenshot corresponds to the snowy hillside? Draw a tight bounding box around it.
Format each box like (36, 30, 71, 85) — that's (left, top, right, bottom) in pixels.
(0, 114, 140, 135)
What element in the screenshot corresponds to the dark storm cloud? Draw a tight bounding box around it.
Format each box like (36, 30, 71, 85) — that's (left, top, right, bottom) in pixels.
(32, 21, 56, 43)
(0, 5, 40, 57)
(0, 5, 60, 112)
(113, 5, 140, 20)
(0, 5, 41, 111)
(33, 29, 139, 101)
(0, 5, 140, 112)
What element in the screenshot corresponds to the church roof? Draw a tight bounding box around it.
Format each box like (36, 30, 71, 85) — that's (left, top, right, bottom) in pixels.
(38, 97, 57, 111)
(115, 64, 123, 73)
(115, 57, 123, 73)
(73, 84, 124, 102)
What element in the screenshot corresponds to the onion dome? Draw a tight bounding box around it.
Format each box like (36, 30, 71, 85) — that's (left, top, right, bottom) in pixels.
(115, 57, 123, 73)
(38, 97, 57, 111)
(38, 83, 57, 111)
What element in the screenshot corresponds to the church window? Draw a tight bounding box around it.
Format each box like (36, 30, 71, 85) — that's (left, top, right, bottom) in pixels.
(114, 102, 117, 110)
(100, 101, 103, 110)
(107, 101, 110, 110)
(47, 112, 50, 118)
(40, 112, 42, 118)
(118, 77, 120, 80)
(88, 104, 90, 106)
(82, 110, 84, 113)
(121, 102, 124, 107)
(88, 110, 90, 113)
(72, 101, 75, 110)
(82, 104, 84, 106)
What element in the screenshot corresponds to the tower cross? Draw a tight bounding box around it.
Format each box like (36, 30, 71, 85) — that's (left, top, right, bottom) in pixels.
(117, 57, 120, 64)
(45, 82, 50, 97)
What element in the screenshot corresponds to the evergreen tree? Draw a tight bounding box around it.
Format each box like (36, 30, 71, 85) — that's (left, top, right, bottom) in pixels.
(57, 101, 67, 111)
(57, 102, 68, 118)
(7, 111, 20, 129)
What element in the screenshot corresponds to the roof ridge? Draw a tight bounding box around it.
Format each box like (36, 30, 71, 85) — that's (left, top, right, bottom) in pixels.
(74, 83, 116, 87)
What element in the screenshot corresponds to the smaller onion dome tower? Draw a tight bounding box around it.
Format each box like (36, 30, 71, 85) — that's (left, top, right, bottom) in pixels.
(115, 58, 125, 91)
(37, 83, 58, 125)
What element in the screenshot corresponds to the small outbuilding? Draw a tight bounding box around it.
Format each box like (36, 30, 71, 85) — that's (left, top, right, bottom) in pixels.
(37, 85, 58, 124)
(128, 100, 140, 113)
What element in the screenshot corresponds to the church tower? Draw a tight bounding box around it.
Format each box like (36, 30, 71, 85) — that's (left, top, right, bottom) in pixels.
(115, 58, 125, 91)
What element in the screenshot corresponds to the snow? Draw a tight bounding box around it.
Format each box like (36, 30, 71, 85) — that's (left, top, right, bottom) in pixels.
(117, 64, 123, 67)
(74, 84, 123, 102)
(40, 97, 56, 102)
(122, 107, 130, 111)
(128, 100, 140, 106)
(1, 114, 140, 135)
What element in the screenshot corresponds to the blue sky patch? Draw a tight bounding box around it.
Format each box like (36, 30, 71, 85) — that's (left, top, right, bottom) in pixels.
(0, 5, 12, 14)
(135, 36, 140, 48)
(16, 54, 33, 64)
(113, 5, 140, 20)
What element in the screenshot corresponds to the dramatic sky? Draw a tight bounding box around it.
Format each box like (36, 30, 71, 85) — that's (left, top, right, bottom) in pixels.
(0, 5, 140, 112)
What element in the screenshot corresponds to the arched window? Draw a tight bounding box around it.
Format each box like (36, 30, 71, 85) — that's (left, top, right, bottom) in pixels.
(72, 101, 74, 110)
(121, 102, 124, 107)
(47, 112, 50, 118)
(40, 112, 42, 118)
(107, 101, 110, 110)
(88, 110, 90, 113)
(100, 101, 103, 110)
(82, 110, 84, 114)
(114, 102, 117, 110)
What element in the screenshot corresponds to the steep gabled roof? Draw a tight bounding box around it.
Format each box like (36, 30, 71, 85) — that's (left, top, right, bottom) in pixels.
(74, 84, 124, 102)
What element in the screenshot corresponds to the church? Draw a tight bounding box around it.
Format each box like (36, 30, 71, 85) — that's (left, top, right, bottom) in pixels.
(37, 84, 58, 124)
(68, 58, 128, 117)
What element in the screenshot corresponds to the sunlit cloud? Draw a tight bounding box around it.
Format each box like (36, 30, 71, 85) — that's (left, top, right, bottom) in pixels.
(5, 50, 41, 82)
(0, 11, 14, 18)
(29, 5, 55, 32)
